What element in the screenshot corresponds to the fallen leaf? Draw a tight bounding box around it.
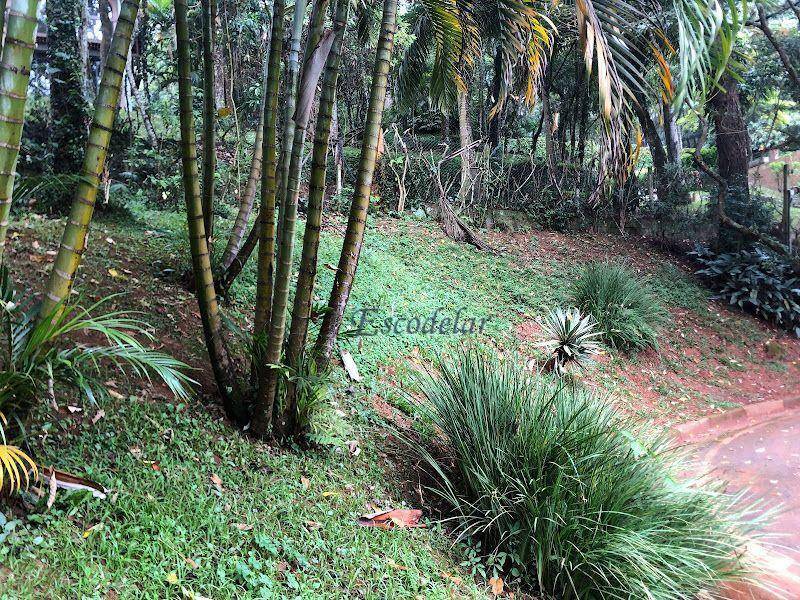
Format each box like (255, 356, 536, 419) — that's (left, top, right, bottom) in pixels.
(91, 409, 105, 424)
(489, 576, 504, 596)
(358, 508, 424, 529)
(41, 467, 107, 499)
(347, 440, 361, 457)
(108, 389, 125, 400)
(46, 469, 58, 509)
(210, 473, 224, 492)
(301, 476, 310, 490)
(234, 523, 253, 531)
(441, 572, 463, 585)
(165, 571, 179, 585)
(340, 350, 362, 382)
(387, 558, 408, 571)
(184, 556, 198, 569)
(107, 268, 127, 280)
(305, 520, 322, 530)
(67, 405, 82, 413)
(82, 523, 104, 538)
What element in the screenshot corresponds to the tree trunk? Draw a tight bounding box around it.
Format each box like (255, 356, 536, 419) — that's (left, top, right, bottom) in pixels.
(756, 4, 800, 99)
(662, 99, 682, 166)
(634, 104, 670, 202)
(313, 0, 398, 368)
(174, 0, 246, 424)
(487, 45, 502, 148)
(40, 0, 139, 317)
(219, 57, 268, 272)
(0, 0, 39, 261)
(456, 86, 475, 205)
(709, 74, 752, 203)
(201, 0, 217, 243)
(283, 0, 350, 435)
(47, 0, 91, 208)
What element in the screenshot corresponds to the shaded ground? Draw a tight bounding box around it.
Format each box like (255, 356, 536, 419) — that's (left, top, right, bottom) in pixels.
(689, 409, 800, 599)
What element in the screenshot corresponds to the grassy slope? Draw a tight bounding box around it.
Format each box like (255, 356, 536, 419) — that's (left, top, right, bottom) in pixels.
(2, 201, 798, 598)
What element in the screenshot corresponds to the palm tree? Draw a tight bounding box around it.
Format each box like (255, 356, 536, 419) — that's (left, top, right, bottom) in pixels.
(40, 0, 141, 318)
(0, 0, 40, 261)
(313, 0, 399, 367)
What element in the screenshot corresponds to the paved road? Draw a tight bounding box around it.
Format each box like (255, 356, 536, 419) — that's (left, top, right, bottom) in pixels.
(690, 409, 800, 599)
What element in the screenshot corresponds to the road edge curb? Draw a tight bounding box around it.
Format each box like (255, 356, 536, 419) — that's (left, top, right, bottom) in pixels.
(670, 395, 800, 442)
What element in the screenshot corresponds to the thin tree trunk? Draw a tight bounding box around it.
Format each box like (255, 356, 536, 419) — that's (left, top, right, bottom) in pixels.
(662, 99, 682, 166)
(634, 104, 670, 202)
(313, 0, 398, 368)
(283, 0, 349, 435)
(0, 0, 39, 261)
(756, 4, 800, 98)
(0, 0, 7, 55)
(174, 0, 246, 423)
(201, 0, 217, 243)
(254, 0, 330, 437)
(40, 0, 140, 317)
(125, 59, 158, 148)
(456, 86, 475, 205)
(220, 56, 268, 272)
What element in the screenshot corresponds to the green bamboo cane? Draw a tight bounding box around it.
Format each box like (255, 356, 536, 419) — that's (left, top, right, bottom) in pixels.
(253, 0, 330, 436)
(313, 0, 398, 367)
(200, 0, 216, 243)
(0, 0, 8, 55)
(40, 0, 140, 317)
(219, 55, 268, 272)
(0, 0, 39, 262)
(281, 0, 350, 434)
(174, 0, 246, 424)
(251, 0, 287, 340)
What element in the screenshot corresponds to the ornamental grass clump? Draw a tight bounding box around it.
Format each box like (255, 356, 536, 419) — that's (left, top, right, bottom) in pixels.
(415, 347, 760, 599)
(570, 261, 667, 352)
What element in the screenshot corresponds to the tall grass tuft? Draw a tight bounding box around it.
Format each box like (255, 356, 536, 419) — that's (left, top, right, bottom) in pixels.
(570, 261, 667, 352)
(414, 347, 761, 599)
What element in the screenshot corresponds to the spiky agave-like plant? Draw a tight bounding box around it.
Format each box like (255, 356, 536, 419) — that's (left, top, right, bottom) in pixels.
(537, 307, 602, 375)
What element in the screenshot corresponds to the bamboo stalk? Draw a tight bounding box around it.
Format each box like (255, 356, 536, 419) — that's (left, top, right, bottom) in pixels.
(219, 56, 268, 272)
(174, 0, 246, 423)
(260, 0, 334, 434)
(314, 0, 398, 366)
(0, 0, 39, 262)
(282, 0, 350, 434)
(40, 0, 140, 317)
(201, 0, 217, 243)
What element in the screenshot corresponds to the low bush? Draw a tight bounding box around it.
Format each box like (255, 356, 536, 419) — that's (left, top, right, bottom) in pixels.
(415, 348, 759, 599)
(693, 246, 800, 337)
(569, 261, 667, 352)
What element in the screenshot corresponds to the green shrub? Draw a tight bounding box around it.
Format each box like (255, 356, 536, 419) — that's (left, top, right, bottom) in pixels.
(537, 307, 601, 375)
(414, 348, 759, 598)
(570, 261, 667, 352)
(693, 245, 800, 337)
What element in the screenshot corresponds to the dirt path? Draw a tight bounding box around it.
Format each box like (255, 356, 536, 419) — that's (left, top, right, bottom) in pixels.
(690, 409, 800, 598)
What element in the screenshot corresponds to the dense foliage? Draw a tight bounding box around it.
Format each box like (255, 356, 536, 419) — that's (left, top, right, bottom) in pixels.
(570, 261, 667, 352)
(414, 348, 757, 599)
(694, 246, 800, 336)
